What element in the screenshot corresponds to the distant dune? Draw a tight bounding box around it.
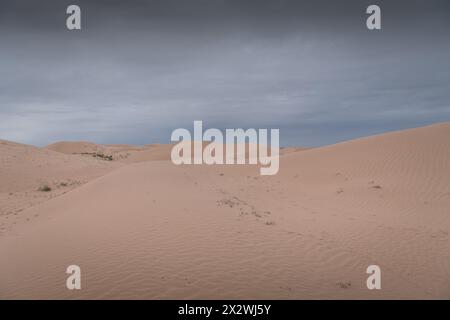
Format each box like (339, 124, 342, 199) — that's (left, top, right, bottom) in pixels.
(0, 139, 118, 233)
(46, 141, 108, 155)
(1, 123, 449, 299)
(46, 141, 173, 163)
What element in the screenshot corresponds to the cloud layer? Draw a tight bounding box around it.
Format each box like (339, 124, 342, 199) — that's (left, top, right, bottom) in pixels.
(1, 0, 449, 146)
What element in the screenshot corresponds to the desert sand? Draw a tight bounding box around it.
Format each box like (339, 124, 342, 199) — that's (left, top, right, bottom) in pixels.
(0, 123, 449, 299)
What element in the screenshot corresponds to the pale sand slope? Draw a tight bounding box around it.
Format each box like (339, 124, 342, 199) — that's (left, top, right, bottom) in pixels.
(0, 140, 119, 235)
(1, 123, 449, 299)
(0, 141, 173, 235)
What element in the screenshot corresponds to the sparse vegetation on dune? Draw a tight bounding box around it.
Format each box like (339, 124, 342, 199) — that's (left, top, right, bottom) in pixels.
(38, 185, 52, 192)
(76, 152, 113, 161)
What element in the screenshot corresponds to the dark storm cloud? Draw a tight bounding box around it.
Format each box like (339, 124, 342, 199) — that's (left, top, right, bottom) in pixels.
(0, 0, 449, 145)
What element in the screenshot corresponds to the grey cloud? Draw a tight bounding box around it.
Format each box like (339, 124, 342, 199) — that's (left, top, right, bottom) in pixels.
(0, 0, 449, 146)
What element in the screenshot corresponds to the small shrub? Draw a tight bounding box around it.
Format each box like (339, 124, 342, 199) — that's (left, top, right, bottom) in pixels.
(94, 153, 113, 161)
(38, 185, 52, 192)
(337, 281, 352, 289)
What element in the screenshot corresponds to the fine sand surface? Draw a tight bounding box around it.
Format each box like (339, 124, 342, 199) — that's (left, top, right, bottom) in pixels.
(0, 123, 449, 299)
(0, 141, 172, 235)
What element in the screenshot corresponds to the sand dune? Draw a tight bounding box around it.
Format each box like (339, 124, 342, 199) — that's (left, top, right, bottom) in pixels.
(0, 140, 119, 235)
(46, 141, 173, 163)
(46, 140, 302, 165)
(1, 123, 449, 299)
(46, 141, 109, 155)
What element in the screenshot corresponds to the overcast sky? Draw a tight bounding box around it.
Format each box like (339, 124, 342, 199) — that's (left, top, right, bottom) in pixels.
(1, 0, 449, 146)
